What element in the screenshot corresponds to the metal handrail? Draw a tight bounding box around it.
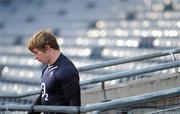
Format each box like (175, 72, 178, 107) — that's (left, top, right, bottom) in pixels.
(0, 89, 40, 98)
(80, 60, 180, 86)
(80, 86, 180, 113)
(78, 48, 180, 72)
(1, 86, 180, 113)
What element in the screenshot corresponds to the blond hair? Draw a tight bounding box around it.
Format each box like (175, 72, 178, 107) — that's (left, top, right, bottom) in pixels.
(27, 29, 59, 52)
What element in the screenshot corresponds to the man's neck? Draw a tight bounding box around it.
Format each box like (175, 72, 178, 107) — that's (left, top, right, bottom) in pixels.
(48, 50, 61, 65)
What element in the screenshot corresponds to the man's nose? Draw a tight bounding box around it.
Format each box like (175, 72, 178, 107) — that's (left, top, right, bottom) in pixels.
(33, 54, 38, 59)
(34, 56, 38, 59)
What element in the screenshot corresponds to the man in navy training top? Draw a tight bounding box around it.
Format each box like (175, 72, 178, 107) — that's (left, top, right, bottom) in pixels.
(27, 29, 81, 114)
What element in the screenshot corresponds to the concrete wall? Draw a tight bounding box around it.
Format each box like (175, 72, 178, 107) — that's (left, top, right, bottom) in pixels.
(81, 73, 180, 105)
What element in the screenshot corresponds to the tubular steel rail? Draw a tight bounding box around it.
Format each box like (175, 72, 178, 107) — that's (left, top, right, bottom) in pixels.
(77, 48, 180, 72)
(1, 48, 180, 113)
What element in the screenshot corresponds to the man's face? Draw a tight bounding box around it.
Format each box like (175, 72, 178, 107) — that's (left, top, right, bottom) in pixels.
(31, 48, 50, 64)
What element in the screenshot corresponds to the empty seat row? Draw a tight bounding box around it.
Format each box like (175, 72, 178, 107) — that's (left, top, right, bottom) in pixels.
(1, 66, 41, 83)
(0, 45, 91, 58)
(0, 81, 39, 94)
(105, 20, 180, 29)
(0, 55, 40, 68)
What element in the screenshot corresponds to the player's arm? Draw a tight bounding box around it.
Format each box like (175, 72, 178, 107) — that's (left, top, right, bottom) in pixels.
(33, 93, 42, 105)
(27, 93, 42, 114)
(56, 68, 81, 106)
(62, 79, 81, 106)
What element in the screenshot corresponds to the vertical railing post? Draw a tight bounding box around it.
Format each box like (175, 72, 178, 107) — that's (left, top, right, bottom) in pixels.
(101, 82, 107, 101)
(120, 108, 128, 114)
(92, 82, 108, 113)
(170, 52, 178, 73)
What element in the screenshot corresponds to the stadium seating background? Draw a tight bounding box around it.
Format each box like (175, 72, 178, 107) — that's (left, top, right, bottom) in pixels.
(0, 0, 180, 104)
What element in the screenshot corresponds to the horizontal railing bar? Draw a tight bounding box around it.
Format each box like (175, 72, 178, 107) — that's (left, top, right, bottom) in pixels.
(80, 86, 180, 112)
(78, 48, 180, 72)
(0, 105, 79, 113)
(1, 87, 180, 113)
(80, 60, 180, 85)
(0, 89, 40, 98)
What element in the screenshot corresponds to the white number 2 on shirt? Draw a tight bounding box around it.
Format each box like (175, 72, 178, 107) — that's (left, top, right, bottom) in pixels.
(41, 83, 48, 101)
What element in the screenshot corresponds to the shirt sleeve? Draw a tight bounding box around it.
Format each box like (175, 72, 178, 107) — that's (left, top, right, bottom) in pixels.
(55, 67, 81, 106)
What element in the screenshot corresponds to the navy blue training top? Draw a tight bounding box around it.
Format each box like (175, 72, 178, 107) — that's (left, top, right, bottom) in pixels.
(40, 53, 81, 106)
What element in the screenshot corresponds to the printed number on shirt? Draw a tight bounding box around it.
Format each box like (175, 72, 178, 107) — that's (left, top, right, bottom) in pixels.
(41, 83, 48, 101)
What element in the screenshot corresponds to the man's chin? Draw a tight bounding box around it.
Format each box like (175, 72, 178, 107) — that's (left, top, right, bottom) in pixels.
(38, 60, 43, 63)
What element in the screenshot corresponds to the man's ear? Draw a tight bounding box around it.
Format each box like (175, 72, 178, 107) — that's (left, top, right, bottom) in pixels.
(44, 45, 51, 52)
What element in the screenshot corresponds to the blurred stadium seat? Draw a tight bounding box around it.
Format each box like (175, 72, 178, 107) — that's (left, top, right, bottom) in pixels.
(1, 0, 180, 107)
